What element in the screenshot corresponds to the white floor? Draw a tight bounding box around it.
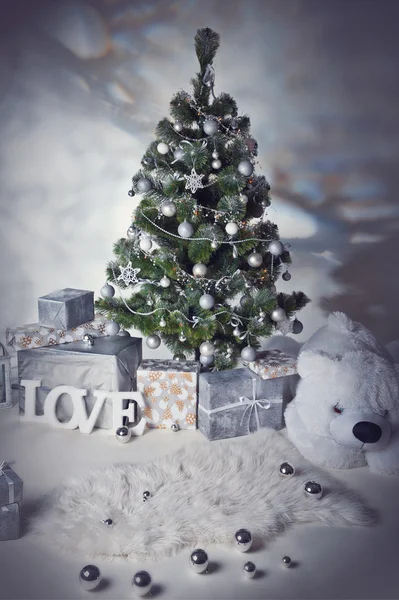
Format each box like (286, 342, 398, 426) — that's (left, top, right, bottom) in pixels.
(1, 394, 399, 600)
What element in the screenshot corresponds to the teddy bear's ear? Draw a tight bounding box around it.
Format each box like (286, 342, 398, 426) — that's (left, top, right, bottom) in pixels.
(297, 350, 336, 378)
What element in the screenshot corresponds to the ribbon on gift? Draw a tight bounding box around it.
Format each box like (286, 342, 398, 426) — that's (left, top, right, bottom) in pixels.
(0, 462, 14, 504)
(198, 377, 271, 434)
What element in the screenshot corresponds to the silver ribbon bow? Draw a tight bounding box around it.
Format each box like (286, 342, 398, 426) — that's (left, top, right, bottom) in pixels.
(0, 461, 15, 504)
(239, 377, 271, 434)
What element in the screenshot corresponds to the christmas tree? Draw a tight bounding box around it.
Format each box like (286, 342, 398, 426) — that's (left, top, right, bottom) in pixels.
(96, 28, 310, 370)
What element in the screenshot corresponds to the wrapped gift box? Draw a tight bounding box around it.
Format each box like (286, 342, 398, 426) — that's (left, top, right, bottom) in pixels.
(0, 503, 20, 541)
(0, 463, 23, 542)
(18, 336, 142, 429)
(198, 367, 298, 441)
(137, 359, 200, 430)
(247, 349, 298, 380)
(38, 288, 94, 329)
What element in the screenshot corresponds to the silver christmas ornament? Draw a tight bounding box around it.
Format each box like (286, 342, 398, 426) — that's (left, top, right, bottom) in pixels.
(82, 333, 94, 346)
(268, 240, 284, 256)
(259, 310, 266, 318)
(203, 119, 219, 135)
(240, 194, 248, 204)
(199, 294, 215, 310)
(292, 319, 304, 335)
(157, 142, 169, 155)
(247, 252, 263, 268)
(126, 224, 138, 241)
(271, 307, 286, 323)
(226, 346, 233, 356)
(173, 120, 183, 132)
(241, 346, 257, 362)
(200, 341, 215, 356)
(235, 529, 253, 552)
(118, 329, 131, 337)
(115, 426, 131, 444)
(179, 332, 186, 342)
(243, 561, 257, 579)
(192, 263, 207, 278)
(212, 159, 222, 169)
(190, 549, 209, 573)
(279, 462, 295, 476)
(240, 295, 250, 307)
(173, 147, 185, 161)
(105, 320, 120, 335)
(304, 481, 323, 499)
(132, 571, 152, 597)
(137, 178, 152, 193)
(233, 327, 241, 337)
(159, 318, 166, 327)
(161, 201, 177, 217)
(212, 151, 219, 159)
(146, 334, 161, 349)
(178, 220, 194, 238)
(139, 236, 153, 251)
(79, 565, 101, 591)
(100, 283, 115, 299)
(210, 240, 219, 250)
(231, 118, 239, 130)
(200, 354, 214, 367)
(282, 271, 291, 282)
(282, 556, 292, 568)
(171, 422, 180, 432)
(225, 222, 238, 235)
(238, 160, 253, 177)
(143, 490, 151, 502)
(101, 518, 113, 526)
(173, 354, 185, 360)
(159, 276, 171, 288)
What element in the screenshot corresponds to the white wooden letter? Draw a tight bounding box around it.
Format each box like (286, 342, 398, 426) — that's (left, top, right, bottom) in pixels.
(43, 385, 83, 429)
(72, 390, 108, 434)
(19, 379, 47, 424)
(110, 391, 147, 435)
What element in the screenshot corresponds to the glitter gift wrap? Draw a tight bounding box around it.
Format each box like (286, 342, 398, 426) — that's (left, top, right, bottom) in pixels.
(198, 367, 298, 441)
(38, 288, 94, 330)
(247, 349, 298, 380)
(137, 359, 200, 430)
(6, 314, 110, 352)
(0, 463, 23, 507)
(18, 336, 142, 429)
(0, 503, 20, 541)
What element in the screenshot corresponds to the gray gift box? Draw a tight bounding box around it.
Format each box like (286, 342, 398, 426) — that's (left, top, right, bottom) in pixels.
(38, 288, 94, 329)
(0, 503, 20, 541)
(198, 367, 298, 441)
(0, 464, 23, 507)
(18, 336, 142, 429)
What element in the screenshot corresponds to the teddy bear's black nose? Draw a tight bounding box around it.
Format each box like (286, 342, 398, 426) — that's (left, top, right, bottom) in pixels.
(352, 421, 382, 444)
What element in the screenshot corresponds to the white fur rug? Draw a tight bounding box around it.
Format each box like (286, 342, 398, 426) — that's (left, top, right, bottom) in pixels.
(30, 429, 375, 562)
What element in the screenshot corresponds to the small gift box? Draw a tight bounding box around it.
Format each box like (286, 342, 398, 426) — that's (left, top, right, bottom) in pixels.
(38, 288, 94, 330)
(0, 503, 20, 541)
(137, 359, 200, 430)
(198, 367, 297, 441)
(247, 349, 298, 380)
(18, 336, 142, 429)
(0, 463, 23, 507)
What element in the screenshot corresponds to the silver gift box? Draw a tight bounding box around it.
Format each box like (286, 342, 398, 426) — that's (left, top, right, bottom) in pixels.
(0, 464, 23, 507)
(18, 336, 142, 429)
(198, 367, 298, 441)
(0, 503, 20, 541)
(38, 288, 94, 329)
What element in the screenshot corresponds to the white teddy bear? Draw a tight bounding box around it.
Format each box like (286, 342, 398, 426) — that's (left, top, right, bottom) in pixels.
(284, 312, 399, 475)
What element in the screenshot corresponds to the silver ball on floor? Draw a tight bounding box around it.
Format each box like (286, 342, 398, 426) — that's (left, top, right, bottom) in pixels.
(79, 565, 101, 591)
(234, 529, 253, 552)
(171, 422, 180, 432)
(190, 548, 209, 573)
(282, 556, 292, 568)
(279, 462, 295, 477)
(132, 570, 152, 597)
(115, 426, 131, 444)
(143, 491, 151, 502)
(82, 333, 94, 346)
(243, 561, 257, 579)
(304, 481, 323, 499)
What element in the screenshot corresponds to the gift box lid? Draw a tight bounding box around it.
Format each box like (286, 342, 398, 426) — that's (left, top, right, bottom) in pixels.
(0, 463, 23, 507)
(199, 368, 261, 411)
(20, 335, 140, 357)
(38, 288, 94, 303)
(138, 359, 200, 373)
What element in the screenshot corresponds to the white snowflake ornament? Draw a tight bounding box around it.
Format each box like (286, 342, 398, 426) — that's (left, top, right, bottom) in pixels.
(184, 167, 205, 194)
(117, 261, 141, 286)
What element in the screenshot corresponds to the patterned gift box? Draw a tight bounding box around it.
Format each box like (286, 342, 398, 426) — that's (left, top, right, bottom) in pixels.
(0, 463, 23, 541)
(38, 288, 94, 330)
(5, 313, 111, 352)
(198, 367, 298, 441)
(247, 349, 298, 380)
(137, 359, 200, 430)
(18, 336, 142, 429)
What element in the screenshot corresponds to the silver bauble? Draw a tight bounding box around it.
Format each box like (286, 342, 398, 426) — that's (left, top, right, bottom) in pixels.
(192, 263, 207, 278)
(100, 283, 115, 299)
(178, 220, 194, 238)
(271, 307, 286, 323)
(241, 346, 257, 362)
(282, 271, 291, 282)
(243, 561, 257, 579)
(179, 332, 186, 342)
(210, 240, 219, 249)
(304, 481, 323, 499)
(240, 194, 248, 204)
(79, 565, 101, 591)
(203, 120, 218, 136)
(233, 327, 241, 337)
(143, 490, 151, 502)
(268, 240, 284, 256)
(132, 571, 152, 597)
(279, 462, 295, 477)
(171, 422, 180, 432)
(137, 178, 152, 193)
(161, 201, 177, 217)
(105, 320, 120, 336)
(259, 310, 266, 318)
(292, 319, 304, 335)
(159, 318, 166, 327)
(115, 425, 131, 444)
(199, 294, 215, 310)
(238, 160, 253, 177)
(231, 118, 239, 130)
(173, 120, 183, 132)
(159, 276, 171, 288)
(212, 151, 219, 159)
(200, 354, 214, 366)
(146, 334, 161, 349)
(173, 147, 185, 161)
(240, 295, 250, 308)
(126, 225, 138, 240)
(82, 333, 94, 346)
(225, 222, 238, 235)
(157, 142, 169, 155)
(200, 341, 215, 356)
(118, 329, 131, 337)
(173, 354, 185, 361)
(247, 252, 263, 268)
(101, 518, 113, 526)
(282, 556, 292, 568)
(190, 549, 209, 574)
(139, 236, 153, 252)
(234, 529, 253, 552)
(212, 159, 222, 169)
